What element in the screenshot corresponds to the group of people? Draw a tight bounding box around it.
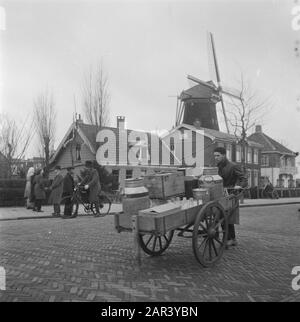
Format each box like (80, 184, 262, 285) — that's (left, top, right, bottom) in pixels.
(24, 160, 103, 218)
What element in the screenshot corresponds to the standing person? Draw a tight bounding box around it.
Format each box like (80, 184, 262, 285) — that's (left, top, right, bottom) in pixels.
(33, 168, 46, 212)
(62, 166, 75, 219)
(80, 160, 102, 217)
(49, 166, 64, 217)
(24, 163, 35, 209)
(213, 147, 248, 246)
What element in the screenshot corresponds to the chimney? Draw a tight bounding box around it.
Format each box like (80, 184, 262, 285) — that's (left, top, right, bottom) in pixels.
(255, 125, 262, 133)
(117, 116, 125, 129)
(76, 114, 83, 124)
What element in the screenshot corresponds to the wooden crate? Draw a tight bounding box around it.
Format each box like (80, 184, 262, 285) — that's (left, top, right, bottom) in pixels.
(115, 201, 202, 234)
(143, 172, 185, 199)
(138, 202, 200, 235)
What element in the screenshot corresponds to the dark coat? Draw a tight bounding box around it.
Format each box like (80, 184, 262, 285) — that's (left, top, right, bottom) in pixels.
(63, 173, 75, 197)
(217, 158, 247, 225)
(81, 168, 101, 203)
(33, 174, 46, 200)
(49, 173, 64, 204)
(217, 159, 248, 188)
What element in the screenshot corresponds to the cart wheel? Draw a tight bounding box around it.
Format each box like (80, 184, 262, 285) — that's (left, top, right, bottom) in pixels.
(192, 201, 228, 267)
(138, 230, 174, 256)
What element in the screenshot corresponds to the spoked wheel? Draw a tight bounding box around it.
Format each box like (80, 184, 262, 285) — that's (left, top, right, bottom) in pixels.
(192, 201, 228, 267)
(90, 194, 112, 215)
(60, 195, 79, 216)
(99, 193, 112, 215)
(138, 230, 174, 256)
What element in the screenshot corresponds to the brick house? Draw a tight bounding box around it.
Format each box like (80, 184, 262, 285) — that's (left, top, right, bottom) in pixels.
(49, 115, 179, 188)
(248, 125, 299, 187)
(50, 115, 262, 188)
(163, 123, 262, 187)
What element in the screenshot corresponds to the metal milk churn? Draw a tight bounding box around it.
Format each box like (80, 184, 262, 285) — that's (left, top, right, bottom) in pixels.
(122, 178, 151, 216)
(199, 167, 224, 201)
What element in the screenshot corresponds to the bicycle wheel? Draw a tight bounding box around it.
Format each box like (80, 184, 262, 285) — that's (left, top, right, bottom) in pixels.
(60, 195, 78, 216)
(98, 193, 112, 215)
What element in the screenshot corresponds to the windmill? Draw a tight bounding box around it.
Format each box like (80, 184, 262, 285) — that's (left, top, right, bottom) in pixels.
(176, 32, 242, 133)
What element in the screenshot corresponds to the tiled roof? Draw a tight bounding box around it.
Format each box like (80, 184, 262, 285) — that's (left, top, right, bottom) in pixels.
(76, 122, 263, 153)
(169, 123, 262, 147)
(248, 132, 297, 155)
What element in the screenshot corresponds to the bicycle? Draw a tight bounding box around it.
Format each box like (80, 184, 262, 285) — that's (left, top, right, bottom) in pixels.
(61, 185, 112, 217)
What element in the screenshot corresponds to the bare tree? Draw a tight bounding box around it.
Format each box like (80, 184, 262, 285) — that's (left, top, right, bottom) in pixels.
(33, 89, 56, 170)
(0, 113, 34, 177)
(224, 73, 270, 170)
(82, 63, 110, 129)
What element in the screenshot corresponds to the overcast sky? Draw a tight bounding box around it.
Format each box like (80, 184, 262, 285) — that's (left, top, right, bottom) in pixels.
(0, 0, 300, 162)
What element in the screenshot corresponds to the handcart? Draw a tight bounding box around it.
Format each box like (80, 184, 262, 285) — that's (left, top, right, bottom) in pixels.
(114, 188, 243, 267)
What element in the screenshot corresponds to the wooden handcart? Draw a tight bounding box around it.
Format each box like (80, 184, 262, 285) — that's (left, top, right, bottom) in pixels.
(114, 189, 242, 267)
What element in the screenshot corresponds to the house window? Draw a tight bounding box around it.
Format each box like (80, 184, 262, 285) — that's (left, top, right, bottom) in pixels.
(236, 145, 241, 162)
(247, 169, 252, 187)
(253, 169, 259, 186)
(276, 179, 284, 188)
(261, 155, 269, 166)
(75, 144, 81, 161)
(126, 169, 133, 179)
(247, 147, 252, 164)
(253, 149, 258, 164)
(112, 169, 119, 184)
(226, 144, 232, 161)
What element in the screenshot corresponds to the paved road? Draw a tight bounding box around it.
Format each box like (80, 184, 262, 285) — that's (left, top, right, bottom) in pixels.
(0, 205, 299, 302)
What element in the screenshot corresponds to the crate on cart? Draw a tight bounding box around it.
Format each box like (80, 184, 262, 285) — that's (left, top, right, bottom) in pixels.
(143, 172, 185, 199)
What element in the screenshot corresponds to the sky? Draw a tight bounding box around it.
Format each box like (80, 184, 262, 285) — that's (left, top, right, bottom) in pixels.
(0, 0, 300, 165)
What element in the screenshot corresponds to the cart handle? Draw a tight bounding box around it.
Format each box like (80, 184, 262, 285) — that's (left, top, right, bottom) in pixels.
(224, 187, 245, 199)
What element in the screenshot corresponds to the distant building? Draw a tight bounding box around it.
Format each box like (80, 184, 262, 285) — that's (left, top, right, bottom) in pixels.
(0, 152, 10, 178)
(248, 125, 299, 188)
(11, 157, 45, 178)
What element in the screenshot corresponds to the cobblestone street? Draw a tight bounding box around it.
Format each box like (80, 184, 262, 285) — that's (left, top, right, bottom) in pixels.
(0, 205, 299, 302)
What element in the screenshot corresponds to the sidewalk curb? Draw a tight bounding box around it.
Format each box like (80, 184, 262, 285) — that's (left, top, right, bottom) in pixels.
(1, 201, 300, 221)
(0, 212, 118, 222)
(240, 201, 300, 208)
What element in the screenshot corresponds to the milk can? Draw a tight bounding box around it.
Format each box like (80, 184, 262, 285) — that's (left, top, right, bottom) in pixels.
(122, 178, 150, 216)
(192, 188, 210, 204)
(199, 167, 224, 201)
